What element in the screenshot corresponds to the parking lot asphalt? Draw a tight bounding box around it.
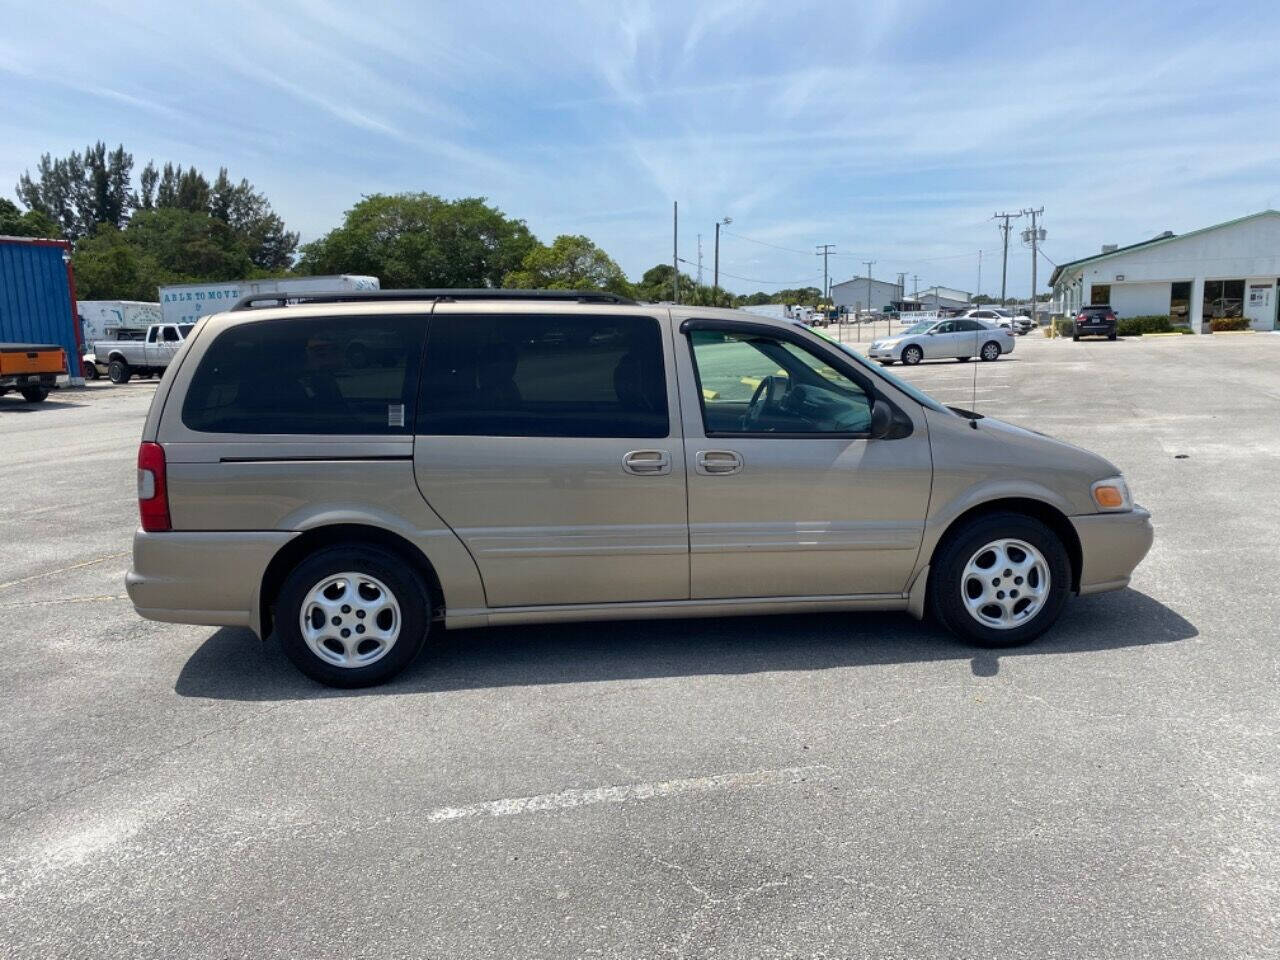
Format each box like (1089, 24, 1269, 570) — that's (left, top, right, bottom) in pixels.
(2, 334, 1278, 959)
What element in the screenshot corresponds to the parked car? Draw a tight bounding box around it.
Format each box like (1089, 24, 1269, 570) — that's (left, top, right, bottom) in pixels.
(963, 308, 1033, 335)
(1074, 305, 1118, 340)
(868, 317, 1015, 365)
(94, 323, 195, 383)
(127, 289, 1153, 687)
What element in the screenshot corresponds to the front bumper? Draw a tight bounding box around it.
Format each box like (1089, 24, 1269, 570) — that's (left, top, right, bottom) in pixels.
(868, 345, 898, 360)
(126, 528, 296, 637)
(1070, 506, 1154, 594)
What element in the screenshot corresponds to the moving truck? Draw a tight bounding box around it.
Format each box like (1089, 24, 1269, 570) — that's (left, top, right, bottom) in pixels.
(159, 275, 380, 325)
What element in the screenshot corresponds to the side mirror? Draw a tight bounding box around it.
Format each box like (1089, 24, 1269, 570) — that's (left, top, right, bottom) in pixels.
(869, 397, 893, 439)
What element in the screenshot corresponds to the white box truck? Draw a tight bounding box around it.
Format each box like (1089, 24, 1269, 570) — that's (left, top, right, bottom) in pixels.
(78, 300, 163, 344)
(158, 275, 380, 325)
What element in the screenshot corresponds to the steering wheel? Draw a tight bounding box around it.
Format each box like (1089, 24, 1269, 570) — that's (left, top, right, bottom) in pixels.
(743, 375, 789, 430)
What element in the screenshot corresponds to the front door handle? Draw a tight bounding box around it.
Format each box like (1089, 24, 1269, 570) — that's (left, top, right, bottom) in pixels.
(696, 449, 743, 475)
(622, 449, 671, 476)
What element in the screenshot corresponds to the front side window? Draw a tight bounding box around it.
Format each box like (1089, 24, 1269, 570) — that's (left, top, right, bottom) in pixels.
(418, 314, 668, 438)
(182, 315, 423, 434)
(689, 329, 871, 435)
(162, 326, 180, 342)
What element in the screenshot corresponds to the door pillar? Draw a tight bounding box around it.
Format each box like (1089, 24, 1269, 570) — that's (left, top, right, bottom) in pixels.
(1189, 276, 1205, 334)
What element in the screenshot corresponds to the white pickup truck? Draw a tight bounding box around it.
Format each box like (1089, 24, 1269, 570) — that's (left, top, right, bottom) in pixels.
(93, 322, 195, 383)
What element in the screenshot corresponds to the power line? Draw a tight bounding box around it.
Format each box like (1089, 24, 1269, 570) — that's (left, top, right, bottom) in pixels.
(718, 228, 813, 256)
(678, 257, 820, 287)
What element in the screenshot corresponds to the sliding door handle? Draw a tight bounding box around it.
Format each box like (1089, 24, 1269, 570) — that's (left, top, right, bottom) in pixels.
(695, 450, 743, 475)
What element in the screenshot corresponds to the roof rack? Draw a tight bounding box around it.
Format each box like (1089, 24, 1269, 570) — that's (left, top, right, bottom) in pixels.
(230, 288, 637, 311)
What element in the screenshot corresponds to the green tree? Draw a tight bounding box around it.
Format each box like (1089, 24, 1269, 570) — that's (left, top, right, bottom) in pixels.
(16, 142, 132, 240)
(0, 197, 59, 238)
(733, 291, 773, 307)
(504, 234, 634, 296)
(299, 193, 536, 289)
(71, 209, 256, 301)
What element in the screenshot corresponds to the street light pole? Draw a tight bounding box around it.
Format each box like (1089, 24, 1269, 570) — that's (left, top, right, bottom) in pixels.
(714, 217, 731, 295)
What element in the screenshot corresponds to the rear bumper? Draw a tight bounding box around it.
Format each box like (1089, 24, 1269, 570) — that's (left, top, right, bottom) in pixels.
(1075, 324, 1116, 336)
(0, 373, 59, 388)
(126, 529, 296, 638)
(1070, 506, 1154, 595)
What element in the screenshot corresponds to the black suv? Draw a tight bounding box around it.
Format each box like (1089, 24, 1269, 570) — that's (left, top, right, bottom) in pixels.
(1073, 305, 1117, 341)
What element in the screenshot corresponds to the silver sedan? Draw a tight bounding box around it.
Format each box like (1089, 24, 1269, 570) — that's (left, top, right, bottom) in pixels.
(868, 317, 1016, 366)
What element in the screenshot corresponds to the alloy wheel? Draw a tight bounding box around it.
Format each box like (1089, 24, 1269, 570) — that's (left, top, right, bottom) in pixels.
(299, 571, 401, 668)
(960, 538, 1050, 630)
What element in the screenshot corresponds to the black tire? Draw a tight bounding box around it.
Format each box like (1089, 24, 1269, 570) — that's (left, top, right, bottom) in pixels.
(901, 344, 923, 366)
(927, 511, 1071, 649)
(1072, 334, 1080, 342)
(108, 359, 131, 384)
(980, 341, 1001, 361)
(275, 544, 431, 688)
(1108, 332, 1117, 341)
(20, 386, 49, 403)
(83, 360, 99, 380)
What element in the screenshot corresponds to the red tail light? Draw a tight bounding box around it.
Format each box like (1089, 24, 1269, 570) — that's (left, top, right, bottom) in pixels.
(137, 441, 171, 532)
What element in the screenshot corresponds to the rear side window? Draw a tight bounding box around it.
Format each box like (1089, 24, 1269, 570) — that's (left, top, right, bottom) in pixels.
(417, 314, 668, 438)
(181, 315, 423, 434)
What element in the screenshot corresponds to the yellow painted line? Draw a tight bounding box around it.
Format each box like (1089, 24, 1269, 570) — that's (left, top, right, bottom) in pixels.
(701, 387, 720, 401)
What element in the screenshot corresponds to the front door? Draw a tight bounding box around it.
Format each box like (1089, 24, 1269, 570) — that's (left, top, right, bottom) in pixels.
(413, 307, 689, 608)
(923, 320, 958, 359)
(678, 320, 932, 599)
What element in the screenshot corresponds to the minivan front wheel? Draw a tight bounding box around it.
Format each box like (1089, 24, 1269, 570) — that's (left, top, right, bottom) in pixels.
(276, 545, 430, 687)
(901, 345, 923, 365)
(928, 512, 1070, 648)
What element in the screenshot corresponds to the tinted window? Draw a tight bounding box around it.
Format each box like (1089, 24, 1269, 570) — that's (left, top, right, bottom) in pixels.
(162, 326, 180, 342)
(178, 324, 195, 338)
(182, 315, 423, 434)
(689, 329, 871, 435)
(417, 314, 668, 438)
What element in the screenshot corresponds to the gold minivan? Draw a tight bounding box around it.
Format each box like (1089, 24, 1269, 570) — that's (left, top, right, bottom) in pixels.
(127, 290, 1153, 687)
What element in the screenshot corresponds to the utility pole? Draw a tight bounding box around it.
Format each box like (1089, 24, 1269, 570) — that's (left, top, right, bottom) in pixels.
(1022, 207, 1044, 321)
(672, 201, 678, 304)
(815, 244, 835, 304)
(897, 272, 905, 301)
(976, 250, 982, 298)
(862, 260, 876, 317)
(912, 274, 920, 298)
(714, 217, 731, 292)
(992, 211, 1023, 306)
(696, 234, 704, 287)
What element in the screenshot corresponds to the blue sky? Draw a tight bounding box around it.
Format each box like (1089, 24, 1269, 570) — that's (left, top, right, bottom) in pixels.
(2, 0, 1277, 295)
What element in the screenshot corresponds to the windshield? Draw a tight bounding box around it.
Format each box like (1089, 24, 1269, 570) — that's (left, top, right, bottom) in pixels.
(902, 320, 935, 335)
(178, 324, 195, 338)
(808, 327, 950, 414)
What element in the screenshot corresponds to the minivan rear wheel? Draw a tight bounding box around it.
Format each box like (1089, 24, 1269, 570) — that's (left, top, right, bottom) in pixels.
(928, 512, 1070, 648)
(276, 544, 430, 687)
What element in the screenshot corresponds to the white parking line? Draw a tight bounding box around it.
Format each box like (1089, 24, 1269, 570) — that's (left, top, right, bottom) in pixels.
(424, 766, 833, 823)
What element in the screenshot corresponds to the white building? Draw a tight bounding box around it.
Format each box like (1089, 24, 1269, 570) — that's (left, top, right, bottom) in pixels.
(913, 286, 971, 311)
(830, 276, 902, 313)
(1049, 210, 1280, 332)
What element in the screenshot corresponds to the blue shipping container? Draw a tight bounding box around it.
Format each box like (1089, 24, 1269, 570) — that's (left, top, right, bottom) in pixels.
(0, 237, 81, 381)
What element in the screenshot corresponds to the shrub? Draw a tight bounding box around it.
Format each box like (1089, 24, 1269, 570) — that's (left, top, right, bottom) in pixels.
(1116, 315, 1173, 336)
(1051, 317, 1074, 337)
(1210, 316, 1250, 332)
